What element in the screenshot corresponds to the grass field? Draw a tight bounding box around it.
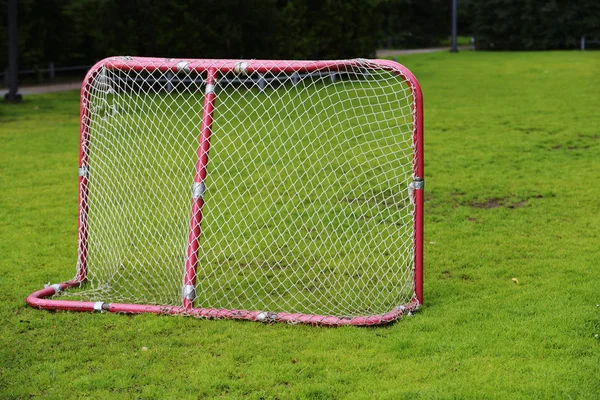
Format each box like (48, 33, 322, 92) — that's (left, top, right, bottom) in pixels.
(1, 51, 599, 399)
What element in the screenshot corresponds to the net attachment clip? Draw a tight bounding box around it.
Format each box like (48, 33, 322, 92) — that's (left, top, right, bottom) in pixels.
(256, 312, 278, 322)
(182, 285, 196, 301)
(413, 177, 424, 190)
(176, 61, 190, 72)
(234, 62, 248, 75)
(44, 283, 63, 294)
(408, 177, 424, 205)
(205, 84, 216, 95)
(78, 166, 89, 178)
(192, 182, 206, 199)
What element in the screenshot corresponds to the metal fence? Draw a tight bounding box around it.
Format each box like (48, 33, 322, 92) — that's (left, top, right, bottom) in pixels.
(1, 63, 91, 87)
(581, 36, 600, 50)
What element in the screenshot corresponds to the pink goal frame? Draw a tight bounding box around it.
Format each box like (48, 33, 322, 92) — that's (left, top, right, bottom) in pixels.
(26, 57, 424, 326)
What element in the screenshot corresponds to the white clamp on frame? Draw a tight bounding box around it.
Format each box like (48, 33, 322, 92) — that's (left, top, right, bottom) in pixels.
(182, 285, 196, 301)
(408, 177, 424, 206)
(192, 182, 206, 200)
(233, 61, 248, 75)
(176, 61, 190, 72)
(78, 166, 89, 178)
(205, 83, 216, 95)
(44, 283, 63, 295)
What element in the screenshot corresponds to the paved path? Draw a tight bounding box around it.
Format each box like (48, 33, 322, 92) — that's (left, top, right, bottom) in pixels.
(17, 82, 81, 95)
(6, 46, 473, 96)
(376, 45, 472, 58)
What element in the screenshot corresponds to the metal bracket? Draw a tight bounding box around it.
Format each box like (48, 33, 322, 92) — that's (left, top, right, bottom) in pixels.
(93, 301, 105, 313)
(192, 182, 206, 199)
(182, 285, 196, 301)
(78, 166, 89, 178)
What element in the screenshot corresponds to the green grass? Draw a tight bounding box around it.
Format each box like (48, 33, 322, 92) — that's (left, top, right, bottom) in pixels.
(1, 51, 599, 399)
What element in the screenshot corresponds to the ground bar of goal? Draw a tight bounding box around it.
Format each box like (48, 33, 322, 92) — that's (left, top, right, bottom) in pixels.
(26, 282, 420, 326)
(183, 67, 218, 309)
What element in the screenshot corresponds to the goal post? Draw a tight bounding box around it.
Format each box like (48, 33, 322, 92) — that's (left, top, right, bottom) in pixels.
(26, 57, 424, 326)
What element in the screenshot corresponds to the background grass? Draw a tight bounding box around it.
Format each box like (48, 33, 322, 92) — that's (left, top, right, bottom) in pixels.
(439, 35, 473, 46)
(1, 51, 599, 399)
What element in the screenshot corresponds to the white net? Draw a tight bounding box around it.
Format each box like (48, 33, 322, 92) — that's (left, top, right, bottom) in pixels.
(68, 57, 419, 323)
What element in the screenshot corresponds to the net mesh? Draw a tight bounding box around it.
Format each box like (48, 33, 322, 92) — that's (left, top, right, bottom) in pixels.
(67, 57, 419, 323)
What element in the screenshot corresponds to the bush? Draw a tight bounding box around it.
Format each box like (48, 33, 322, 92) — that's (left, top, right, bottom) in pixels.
(470, 0, 600, 50)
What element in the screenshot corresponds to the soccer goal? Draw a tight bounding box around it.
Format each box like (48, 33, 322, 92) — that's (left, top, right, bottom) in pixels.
(26, 57, 424, 326)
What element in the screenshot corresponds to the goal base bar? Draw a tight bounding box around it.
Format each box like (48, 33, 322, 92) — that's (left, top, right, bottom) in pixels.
(26, 281, 420, 326)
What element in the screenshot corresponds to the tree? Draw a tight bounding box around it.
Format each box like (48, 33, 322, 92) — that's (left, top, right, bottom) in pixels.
(472, 0, 600, 50)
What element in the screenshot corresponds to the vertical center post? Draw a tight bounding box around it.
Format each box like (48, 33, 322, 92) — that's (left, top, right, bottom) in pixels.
(183, 67, 218, 309)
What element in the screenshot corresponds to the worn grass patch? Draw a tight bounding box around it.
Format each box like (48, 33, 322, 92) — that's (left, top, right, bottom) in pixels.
(1, 51, 599, 398)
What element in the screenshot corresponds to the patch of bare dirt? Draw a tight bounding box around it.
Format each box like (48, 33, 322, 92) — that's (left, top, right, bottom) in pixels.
(470, 197, 504, 209)
(468, 194, 547, 209)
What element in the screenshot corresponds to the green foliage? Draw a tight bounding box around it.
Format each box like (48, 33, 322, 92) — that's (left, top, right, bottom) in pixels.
(0, 0, 383, 70)
(377, 0, 451, 49)
(1, 51, 600, 398)
(2, 0, 600, 70)
(470, 0, 600, 50)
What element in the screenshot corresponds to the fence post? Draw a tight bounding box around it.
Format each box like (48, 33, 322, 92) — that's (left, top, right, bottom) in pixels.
(257, 73, 266, 91)
(581, 36, 585, 51)
(49, 62, 55, 82)
(450, 0, 458, 53)
(166, 71, 174, 92)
